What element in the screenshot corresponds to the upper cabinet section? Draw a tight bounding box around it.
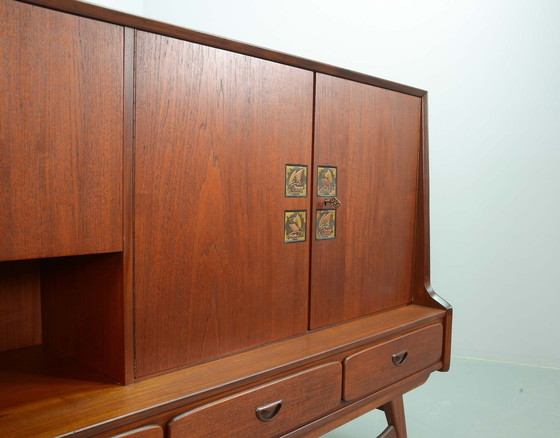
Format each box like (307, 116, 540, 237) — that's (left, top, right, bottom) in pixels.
(0, 1, 124, 261)
(134, 31, 313, 377)
(310, 74, 422, 328)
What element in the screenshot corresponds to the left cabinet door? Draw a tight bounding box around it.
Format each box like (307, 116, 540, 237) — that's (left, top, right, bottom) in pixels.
(135, 32, 313, 377)
(0, 1, 124, 261)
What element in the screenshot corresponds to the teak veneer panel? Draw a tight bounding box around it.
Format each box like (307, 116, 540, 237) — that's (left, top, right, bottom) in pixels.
(311, 74, 422, 328)
(343, 323, 443, 401)
(0, 260, 41, 351)
(168, 362, 341, 438)
(0, 306, 444, 437)
(134, 31, 313, 377)
(112, 425, 164, 438)
(16, 0, 425, 97)
(0, 346, 115, 413)
(41, 253, 127, 383)
(0, 0, 123, 261)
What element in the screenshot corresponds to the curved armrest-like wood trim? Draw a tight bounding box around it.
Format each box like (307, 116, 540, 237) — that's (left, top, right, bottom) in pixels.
(424, 283, 452, 313)
(426, 283, 453, 372)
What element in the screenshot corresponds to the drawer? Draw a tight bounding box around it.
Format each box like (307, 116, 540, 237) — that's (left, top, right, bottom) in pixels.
(343, 324, 443, 401)
(168, 362, 341, 438)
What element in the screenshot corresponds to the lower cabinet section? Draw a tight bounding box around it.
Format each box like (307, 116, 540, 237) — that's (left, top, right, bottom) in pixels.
(0, 306, 447, 437)
(343, 324, 443, 401)
(168, 362, 342, 438)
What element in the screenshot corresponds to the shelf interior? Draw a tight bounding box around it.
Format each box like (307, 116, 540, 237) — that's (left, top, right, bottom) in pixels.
(0, 345, 115, 412)
(0, 253, 127, 384)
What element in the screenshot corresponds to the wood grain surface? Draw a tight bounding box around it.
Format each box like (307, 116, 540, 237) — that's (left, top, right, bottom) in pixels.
(378, 425, 398, 438)
(41, 253, 126, 383)
(120, 26, 136, 385)
(382, 396, 407, 438)
(168, 362, 341, 438)
(134, 31, 313, 377)
(0, 306, 443, 438)
(0, 260, 41, 351)
(110, 425, 164, 438)
(343, 323, 443, 401)
(16, 0, 425, 97)
(0, 0, 123, 261)
(279, 364, 438, 438)
(310, 74, 422, 329)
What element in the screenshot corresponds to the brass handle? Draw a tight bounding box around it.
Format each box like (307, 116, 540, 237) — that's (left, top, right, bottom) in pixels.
(392, 350, 409, 367)
(323, 197, 341, 209)
(255, 399, 283, 422)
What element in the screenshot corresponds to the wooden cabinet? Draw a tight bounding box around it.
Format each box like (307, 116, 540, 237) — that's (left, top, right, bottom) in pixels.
(0, 1, 452, 437)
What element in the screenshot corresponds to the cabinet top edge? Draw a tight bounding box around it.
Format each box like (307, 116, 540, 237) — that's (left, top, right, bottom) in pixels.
(14, 0, 427, 98)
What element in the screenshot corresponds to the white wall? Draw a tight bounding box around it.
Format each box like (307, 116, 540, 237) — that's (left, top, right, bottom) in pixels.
(86, 0, 560, 368)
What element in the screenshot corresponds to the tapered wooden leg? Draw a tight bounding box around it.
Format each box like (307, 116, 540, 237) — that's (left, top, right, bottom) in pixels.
(381, 395, 407, 438)
(377, 425, 397, 438)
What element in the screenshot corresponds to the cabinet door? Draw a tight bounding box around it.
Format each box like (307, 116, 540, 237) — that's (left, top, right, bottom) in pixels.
(310, 74, 421, 328)
(0, 1, 123, 261)
(135, 32, 313, 377)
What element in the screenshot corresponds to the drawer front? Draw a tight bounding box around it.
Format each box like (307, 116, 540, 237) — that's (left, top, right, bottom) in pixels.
(168, 362, 341, 438)
(343, 324, 443, 401)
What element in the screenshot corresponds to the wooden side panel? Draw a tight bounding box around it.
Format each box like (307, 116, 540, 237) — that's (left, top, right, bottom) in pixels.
(0, 0, 123, 261)
(0, 261, 41, 351)
(412, 94, 453, 371)
(135, 32, 313, 377)
(168, 363, 341, 438)
(311, 74, 421, 328)
(41, 253, 126, 383)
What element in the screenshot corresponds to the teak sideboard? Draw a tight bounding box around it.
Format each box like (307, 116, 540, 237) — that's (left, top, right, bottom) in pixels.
(0, 0, 453, 437)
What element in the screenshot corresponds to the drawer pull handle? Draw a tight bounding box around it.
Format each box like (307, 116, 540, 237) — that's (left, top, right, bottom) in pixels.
(392, 350, 409, 367)
(256, 399, 283, 422)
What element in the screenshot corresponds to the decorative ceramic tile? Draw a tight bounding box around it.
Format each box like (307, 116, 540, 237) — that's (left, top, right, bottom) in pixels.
(285, 164, 308, 197)
(316, 209, 336, 240)
(317, 166, 337, 197)
(284, 210, 307, 243)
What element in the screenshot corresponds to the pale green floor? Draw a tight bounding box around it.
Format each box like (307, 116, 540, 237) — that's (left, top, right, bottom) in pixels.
(323, 357, 560, 438)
